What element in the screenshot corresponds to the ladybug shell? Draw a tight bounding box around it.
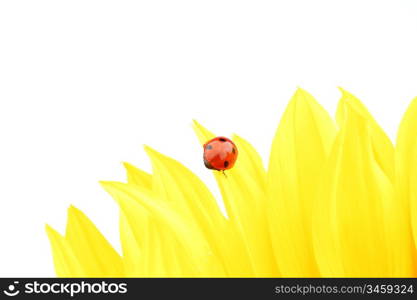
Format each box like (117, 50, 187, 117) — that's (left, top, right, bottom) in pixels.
(203, 136, 238, 171)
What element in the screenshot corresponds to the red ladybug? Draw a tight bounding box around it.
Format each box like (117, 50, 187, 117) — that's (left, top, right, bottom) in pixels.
(203, 136, 238, 172)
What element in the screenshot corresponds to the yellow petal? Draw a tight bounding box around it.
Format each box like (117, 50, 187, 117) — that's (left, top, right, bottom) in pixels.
(115, 189, 167, 277)
(410, 148, 417, 263)
(336, 90, 414, 276)
(313, 93, 414, 277)
(143, 145, 252, 276)
(336, 88, 394, 181)
(267, 88, 337, 277)
(192, 119, 215, 144)
(193, 121, 277, 276)
(123, 162, 153, 190)
(143, 145, 225, 226)
(47, 90, 417, 278)
(119, 209, 145, 276)
(101, 181, 226, 277)
(396, 96, 417, 208)
(65, 205, 124, 277)
(397, 97, 417, 269)
(45, 224, 84, 277)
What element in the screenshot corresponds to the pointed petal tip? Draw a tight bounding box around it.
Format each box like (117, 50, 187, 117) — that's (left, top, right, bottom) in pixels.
(143, 145, 164, 160)
(122, 161, 144, 174)
(67, 205, 84, 218)
(100, 180, 125, 192)
(289, 88, 322, 108)
(192, 119, 216, 145)
(122, 161, 137, 171)
(191, 119, 200, 131)
(99, 180, 112, 187)
(45, 223, 53, 233)
(142, 144, 151, 151)
(45, 224, 62, 237)
(67, 204, 77, 211)
(99, 180, 114, 190)
(143, 144, 156, 155)
(337, 87, 356, 102)
(337, 88, 361, 110)
(45, 224, 59, 243)
(295, 86, 306, 93)
(293, 87, 308, 97)
(337, 86, 345, 93)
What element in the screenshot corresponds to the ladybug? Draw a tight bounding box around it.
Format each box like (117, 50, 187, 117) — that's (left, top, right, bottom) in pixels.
(203, 136, 238, 172)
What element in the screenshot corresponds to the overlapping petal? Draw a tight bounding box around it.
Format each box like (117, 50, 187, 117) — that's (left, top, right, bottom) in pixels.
(46, 88, 417, 278)
(193, 121, 277, 276)
(313, 91, 414, 277)
(45, 225, 84, 277)
(46, 206, 123, 277)
(397, 97, 417, 266)
(101, 181, 225, 277)
(267, 88, 337, 277)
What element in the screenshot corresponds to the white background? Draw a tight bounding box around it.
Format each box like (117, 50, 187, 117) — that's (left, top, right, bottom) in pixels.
(1, 0, 417, 276)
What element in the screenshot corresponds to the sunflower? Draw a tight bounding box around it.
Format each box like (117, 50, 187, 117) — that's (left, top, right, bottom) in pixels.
(46, 88, 417, 277)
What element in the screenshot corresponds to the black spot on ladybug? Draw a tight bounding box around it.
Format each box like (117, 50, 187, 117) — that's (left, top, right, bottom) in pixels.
(219, 138, 227, 142)
(232, 147, 236, 154)
(204, 157, 214, 170)
(206, 145, 213, 150)
(224, 161, 229, 168)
